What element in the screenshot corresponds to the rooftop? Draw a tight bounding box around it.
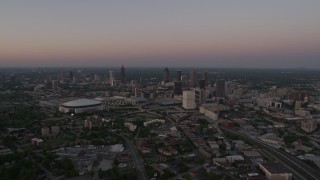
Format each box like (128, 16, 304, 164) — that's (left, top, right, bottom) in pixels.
(260, 163, 291, 174)
(61, 98, 102, 107)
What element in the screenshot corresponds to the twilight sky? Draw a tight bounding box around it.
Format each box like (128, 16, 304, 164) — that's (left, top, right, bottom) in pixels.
(1, 1, 320, 68)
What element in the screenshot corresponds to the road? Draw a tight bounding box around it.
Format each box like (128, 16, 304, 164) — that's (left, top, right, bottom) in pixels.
(122, 136, 148, 180)
(221, 127, 320, 180)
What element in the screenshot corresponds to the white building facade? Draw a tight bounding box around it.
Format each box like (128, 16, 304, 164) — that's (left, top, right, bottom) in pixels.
(182, 91, 196, 109)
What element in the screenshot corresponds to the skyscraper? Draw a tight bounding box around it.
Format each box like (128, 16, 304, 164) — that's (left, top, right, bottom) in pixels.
(203, 71, 208, 86)
(176, 70, 182, 81)
(198, 80, 205, 89)
(163, 67, 169, 82)
(190, 69, 196, 87)
(52, 80, 59, 90)
(216, 79, 225, 98)
(109, 70, 115, 86)
(174, 81, 182, 95)
(120, 65, 125, 84)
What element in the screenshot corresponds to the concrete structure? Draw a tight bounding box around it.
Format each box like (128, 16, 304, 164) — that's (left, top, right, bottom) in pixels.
(301, 119, 317, 132)
(59, 98, 103, 114)
(259, 163, 292, 180)
(182, 91, 196, 109)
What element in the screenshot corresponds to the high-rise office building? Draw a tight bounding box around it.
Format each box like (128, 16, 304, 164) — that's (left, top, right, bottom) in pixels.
(216, 79, 225, 98)
(52, 80, 59, 90)
(190, 69, 196, 87)
(194, 88, 206, 106)
(183, 91, 196, 109)
(176, 70, 182, 81)
(174, 81, 182, 95)
(109, 70, 115, 86)
(89, 72, 94, 81)
(198, 80, 205, 89)
(203, 72, 208, 86)
(163, 67, 170, 82)
(120, 65, 125, 84)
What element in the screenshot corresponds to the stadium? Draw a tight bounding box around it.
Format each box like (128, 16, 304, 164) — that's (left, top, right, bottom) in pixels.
(59, 98, 103, 114)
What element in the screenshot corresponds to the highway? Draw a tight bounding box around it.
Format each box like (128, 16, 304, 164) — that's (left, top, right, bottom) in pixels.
(221, 127, 320, 180)
(122, 136, 149, 180)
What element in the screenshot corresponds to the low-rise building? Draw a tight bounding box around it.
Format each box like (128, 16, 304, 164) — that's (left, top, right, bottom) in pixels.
(295, 109, 310, 117)
(242, 150, 264, 164)
(51, 126, 60, 135)
(301, 119, 317, 132)
(110, 144, 124, 153)
(125, 96, 147, 105)
(41, 127, 50, 136)
(144, 119, 165, 127)
(124, 122, 137, 132)
(258, 133, 284, 146)
(0, 147, 13, 156)
(96, 96, 127, 107)
(259, 163, 292, 180)
(226, 155, 245, 163)
(31, 138, 44, 146)
(158, 148, 178, 157)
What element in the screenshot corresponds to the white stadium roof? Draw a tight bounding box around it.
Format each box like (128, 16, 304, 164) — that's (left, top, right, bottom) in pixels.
(61, 98, 102, 107)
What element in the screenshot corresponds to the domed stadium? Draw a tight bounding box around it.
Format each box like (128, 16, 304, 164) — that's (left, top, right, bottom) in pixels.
(59, 98, 103, 114)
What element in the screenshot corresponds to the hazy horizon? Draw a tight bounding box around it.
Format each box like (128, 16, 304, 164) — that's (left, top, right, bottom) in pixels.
(1, 1, 320, 68)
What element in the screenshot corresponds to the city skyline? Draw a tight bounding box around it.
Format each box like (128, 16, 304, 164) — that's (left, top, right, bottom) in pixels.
(1, 1, 320, 68)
